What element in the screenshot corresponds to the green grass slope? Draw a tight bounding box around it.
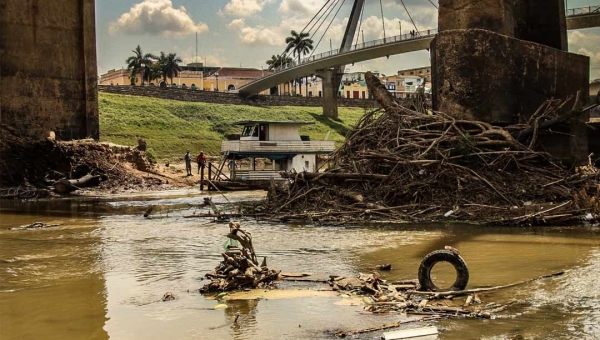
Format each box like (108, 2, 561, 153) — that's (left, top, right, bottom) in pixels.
(99, 92, 365, 160)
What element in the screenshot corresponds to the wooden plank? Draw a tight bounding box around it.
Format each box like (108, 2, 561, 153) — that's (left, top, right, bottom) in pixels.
(382, 326, 438, 340)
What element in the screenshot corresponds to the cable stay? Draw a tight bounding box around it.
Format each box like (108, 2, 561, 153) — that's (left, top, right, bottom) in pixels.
(310, 0, 348, 58)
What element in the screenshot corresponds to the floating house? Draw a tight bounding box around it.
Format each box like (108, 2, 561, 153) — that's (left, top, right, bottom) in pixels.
(208, 121, 335, 190)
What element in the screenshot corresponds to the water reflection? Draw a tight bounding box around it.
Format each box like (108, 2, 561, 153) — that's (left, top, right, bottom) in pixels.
(1, 191, 600, 340)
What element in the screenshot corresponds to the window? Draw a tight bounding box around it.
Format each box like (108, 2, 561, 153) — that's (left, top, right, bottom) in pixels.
(242, 125, 259, 137)
(305, 161, 309, 169)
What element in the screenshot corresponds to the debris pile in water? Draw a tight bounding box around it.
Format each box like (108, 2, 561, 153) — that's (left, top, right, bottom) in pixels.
(200, 222, 280, 293)
(0, 124, 167, 196)
(265, 73, 600, 226)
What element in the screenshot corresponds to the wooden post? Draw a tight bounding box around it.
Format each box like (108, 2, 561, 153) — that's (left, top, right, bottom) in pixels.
(200, 164, 205, 190)
(208, 162, 213, 191)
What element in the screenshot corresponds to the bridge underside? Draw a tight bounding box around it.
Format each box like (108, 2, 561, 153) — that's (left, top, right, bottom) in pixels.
(239, 37, 433, 97)
(567, 14, 600, 30)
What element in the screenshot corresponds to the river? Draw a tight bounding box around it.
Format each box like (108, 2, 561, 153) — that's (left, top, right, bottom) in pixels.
(1, 190, 599, 339)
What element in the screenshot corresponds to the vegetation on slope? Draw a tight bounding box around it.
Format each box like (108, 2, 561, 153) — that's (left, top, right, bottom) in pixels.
(99, 93, 365, 160)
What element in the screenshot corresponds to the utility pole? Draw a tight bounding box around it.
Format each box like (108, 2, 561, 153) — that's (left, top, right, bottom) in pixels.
(399, 21, 402, 36)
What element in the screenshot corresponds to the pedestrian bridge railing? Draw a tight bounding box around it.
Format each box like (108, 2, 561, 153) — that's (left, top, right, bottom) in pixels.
(265, 28, 438, 76)
(567, 6, 600, 17)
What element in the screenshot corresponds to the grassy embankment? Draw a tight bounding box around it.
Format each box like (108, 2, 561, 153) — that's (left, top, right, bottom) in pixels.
(99, 92, 366, 160)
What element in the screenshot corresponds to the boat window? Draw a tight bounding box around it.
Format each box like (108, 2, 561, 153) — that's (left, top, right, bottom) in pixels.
(242, 126, 255, 137)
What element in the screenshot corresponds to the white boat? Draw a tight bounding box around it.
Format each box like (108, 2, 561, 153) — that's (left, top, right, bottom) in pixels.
(207, 120, 335, 190)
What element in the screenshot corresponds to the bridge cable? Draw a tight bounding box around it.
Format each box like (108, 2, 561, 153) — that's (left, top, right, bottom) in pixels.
(300, 0, 334, 36)
(353, 1, 366, 47)
(281, 0, 335, 59)
(426, 0, 438, 9)
(380, 0, 387, 40)
(306, 0, 338, 36)
(400, 0, 420, 33)
(310, 0, 348, 58)
(308, 0, 343, 45)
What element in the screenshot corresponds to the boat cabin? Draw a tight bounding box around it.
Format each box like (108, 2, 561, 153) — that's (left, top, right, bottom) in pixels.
(212, 120, 335, 187)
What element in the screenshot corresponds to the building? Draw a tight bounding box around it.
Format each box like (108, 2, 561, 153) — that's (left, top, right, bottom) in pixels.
(395, 66, 432, 98)
(301, 71, 376, 99)
(99, 64, 275, 95)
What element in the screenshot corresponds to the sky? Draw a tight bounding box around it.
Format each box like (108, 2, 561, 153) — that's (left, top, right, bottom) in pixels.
(96, 0, 600, 80)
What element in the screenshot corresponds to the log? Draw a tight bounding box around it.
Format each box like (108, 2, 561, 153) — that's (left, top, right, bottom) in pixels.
(53, 173, 101, 194)
(512, 104, 598, 141)
(411, 271, 565, 298)
(365, 71, 401, 113)
(280, 172, 389, 181)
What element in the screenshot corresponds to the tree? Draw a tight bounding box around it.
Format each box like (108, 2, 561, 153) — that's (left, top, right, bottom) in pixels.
(158, 52, 183, 85)
(266, 54, 292, 70)
(148, 63, 162, 84)
(266, 54, 293, 95)
(125, 45, 156, 86)
(285, 30, 314, 96)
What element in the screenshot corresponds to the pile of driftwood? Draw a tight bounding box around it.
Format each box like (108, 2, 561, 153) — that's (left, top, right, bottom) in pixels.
(200, 222, 280, 293)
(332, 271, 565, 337)
(0, 124, 164, 195)
(264, 73, 600, 225)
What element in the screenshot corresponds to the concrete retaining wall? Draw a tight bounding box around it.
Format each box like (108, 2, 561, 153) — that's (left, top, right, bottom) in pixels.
(98, 85, 377, 109)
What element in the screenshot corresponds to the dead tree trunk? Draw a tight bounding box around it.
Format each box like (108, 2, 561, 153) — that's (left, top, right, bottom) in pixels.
(54, 174, 101, 194)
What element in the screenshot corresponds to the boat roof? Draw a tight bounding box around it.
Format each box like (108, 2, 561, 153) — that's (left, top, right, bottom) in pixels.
(233, 120, 315, 126)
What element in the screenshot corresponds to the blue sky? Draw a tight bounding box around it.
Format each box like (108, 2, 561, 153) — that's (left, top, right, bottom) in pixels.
(96, 0, 600, 79)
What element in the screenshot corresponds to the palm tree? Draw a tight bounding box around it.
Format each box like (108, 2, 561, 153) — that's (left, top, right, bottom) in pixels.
(158, 52, 183, 85)
(148, 63, 162, 85)
(284, 31, 314, 96)
(266, 54, 292, 70)
(125, 45, 156, 86)
(266, 54, 293, 95)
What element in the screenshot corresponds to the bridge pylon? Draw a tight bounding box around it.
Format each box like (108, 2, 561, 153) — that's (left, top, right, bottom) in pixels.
(319, 0, 365, 118)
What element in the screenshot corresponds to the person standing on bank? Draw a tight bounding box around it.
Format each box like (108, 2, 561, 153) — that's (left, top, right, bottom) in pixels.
(184, 150, 192, 176)
(197, 151, 207, 174)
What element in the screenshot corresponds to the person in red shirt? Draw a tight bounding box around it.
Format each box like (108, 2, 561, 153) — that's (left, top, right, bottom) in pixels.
(196, 151, 207, 175)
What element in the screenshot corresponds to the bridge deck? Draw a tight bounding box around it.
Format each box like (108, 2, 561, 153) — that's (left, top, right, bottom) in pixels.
(566, 6, 600, 30)
(239, 6, 600, 97)
(239, 30, 436, 96)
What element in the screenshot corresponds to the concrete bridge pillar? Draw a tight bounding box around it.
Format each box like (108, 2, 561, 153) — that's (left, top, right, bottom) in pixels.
(0, 0, 99, 140)
(432, 0, 589, 164)
(318, 69, 343, 118)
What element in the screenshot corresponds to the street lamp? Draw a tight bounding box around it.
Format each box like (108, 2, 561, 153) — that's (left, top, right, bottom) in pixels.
(215, 72, 219, 92)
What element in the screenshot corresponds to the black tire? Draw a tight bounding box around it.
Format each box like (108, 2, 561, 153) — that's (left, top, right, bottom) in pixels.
(418, 249, 469, 292)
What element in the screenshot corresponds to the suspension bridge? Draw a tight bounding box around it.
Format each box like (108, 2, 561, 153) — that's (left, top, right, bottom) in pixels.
(238, 1, 600, 100)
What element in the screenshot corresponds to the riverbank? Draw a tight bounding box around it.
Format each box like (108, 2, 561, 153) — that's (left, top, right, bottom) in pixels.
(99, 92, 366, 160)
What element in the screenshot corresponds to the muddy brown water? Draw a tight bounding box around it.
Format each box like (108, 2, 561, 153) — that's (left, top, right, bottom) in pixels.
(1, 190, 600, 340)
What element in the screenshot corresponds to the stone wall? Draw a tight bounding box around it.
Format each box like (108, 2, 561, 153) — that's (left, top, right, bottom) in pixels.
(0, 0, 98, 140)
(98, 85, 377, 109)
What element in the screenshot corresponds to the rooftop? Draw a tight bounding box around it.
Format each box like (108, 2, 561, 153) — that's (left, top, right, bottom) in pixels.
(233, 120, 315, 126)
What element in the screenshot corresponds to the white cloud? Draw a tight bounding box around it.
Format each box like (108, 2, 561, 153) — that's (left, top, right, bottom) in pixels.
(279, 0, 324, 17)
(569, 29, 600, 79)
(220, 0, 276, 17)
(227, 19, 284, 46)
(109, 0, 208, 37)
